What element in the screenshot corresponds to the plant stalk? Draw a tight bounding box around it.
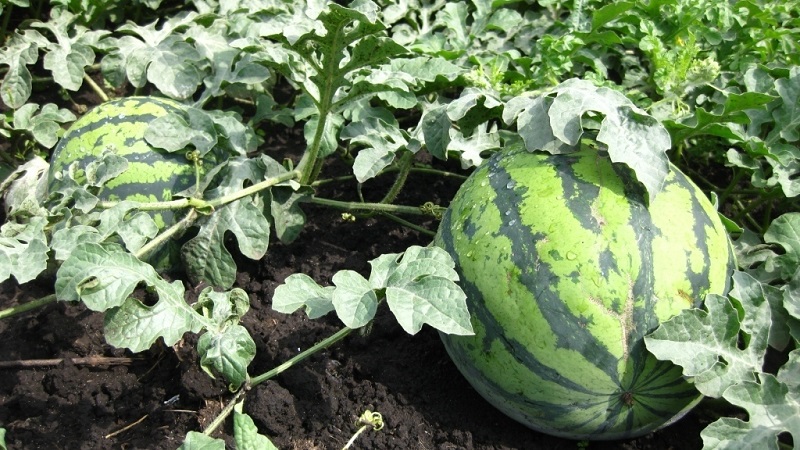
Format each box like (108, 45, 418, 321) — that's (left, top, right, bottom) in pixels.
(202, 388, 248, 437)
(379, 151, 413, 205)
(294, 20, 347, 184)
(380, 213, 435, 237)
(135, 208, 198, 261)
(206, 170, 301, 208)
(249, 326, 353, 387)
(83, 73, 109, 102)
(0, 294, 56, 320)
(308, 197, 433, 216)
(0, 208, 200, 320)
(203, 326, 354, 436)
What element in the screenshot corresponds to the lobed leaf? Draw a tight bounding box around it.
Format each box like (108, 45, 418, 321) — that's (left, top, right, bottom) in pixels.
(701, 368, 800, 450)
(331, 270, 379, 329)
(194, 287, 256, 392)
(0, 216, 49, 284)
(198, 324, 255, 391)
(342, 117, 408, 183)
(764, 213, 800, 280)
(644, 289, 769, 398)
(183, 156, 292, 288)
(233, 402, 279, 450)
(177, 432, 225, 450)
(272, 273, 335, 319)
(370, 245, 471, 335)
(56, 242, 160, 311)
(505, 79, 671, 200)
(103, 277, 204, 352)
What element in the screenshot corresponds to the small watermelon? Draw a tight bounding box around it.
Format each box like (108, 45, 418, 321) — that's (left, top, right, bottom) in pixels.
(435, 145, 734, 440)
(48, 96, 203, 229)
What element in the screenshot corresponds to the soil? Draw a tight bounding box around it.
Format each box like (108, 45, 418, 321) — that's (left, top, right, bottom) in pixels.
(0, 92, 715, 450)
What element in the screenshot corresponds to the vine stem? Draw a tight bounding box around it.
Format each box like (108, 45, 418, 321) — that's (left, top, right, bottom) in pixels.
(0, 170, 301, 320)
(97, 170, 301, 212)
(379, 151, 413, 205)
(249, 326, 353, 387)
(82, 73, 109, 102)
(380, 212, 435, 237)
(0, 294, 56, 320)
(0, 208, 201, 320)
(311, 166, 467, 188)
(308, 197, 433, 216)
(203, 326, 354, 436)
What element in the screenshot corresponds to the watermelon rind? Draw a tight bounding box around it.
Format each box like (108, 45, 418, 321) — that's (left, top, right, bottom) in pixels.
(435, 145, 734, 440)
(48, 96, 201, 229)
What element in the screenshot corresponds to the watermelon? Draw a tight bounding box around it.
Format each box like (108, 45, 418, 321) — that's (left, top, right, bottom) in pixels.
(434, 145, 734, 440)
(48, 96, 203, 229)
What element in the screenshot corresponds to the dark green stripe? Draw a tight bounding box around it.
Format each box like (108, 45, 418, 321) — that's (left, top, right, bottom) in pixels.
(438, 205, 604, 397)
(55, 113, 161, 150)
(610, 161, 660, 380)
(672, 168, 716, 305)
(63, 148, 188, 171)
(485, 150, 624, 385)
(552, 152, 602, 230)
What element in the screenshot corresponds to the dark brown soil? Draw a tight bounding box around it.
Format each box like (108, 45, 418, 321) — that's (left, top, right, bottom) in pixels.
(0, 93, 713, 450)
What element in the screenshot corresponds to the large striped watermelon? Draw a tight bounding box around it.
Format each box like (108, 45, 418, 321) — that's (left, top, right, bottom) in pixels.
(48, 96, 202, 229)
(435, 145, 734, 440)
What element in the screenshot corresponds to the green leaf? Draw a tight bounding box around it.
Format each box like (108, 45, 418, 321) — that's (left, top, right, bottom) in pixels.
(198, 324, 255, 391)
(144, 110, 217, 155)
(195, 286, 250, 327)
(436, 2, 470, 51)
(183, 197, 269, 288)
(56, 243, 204, 352)
(386, 275, 472, 335)
(270, 185, 309, 245)
(272, 273, 335, 319)
(503, 95, 563, 153)
(552, 79, 670, 200)
(233, 402, 279, 450)
(0, 428, 6, 450)
(103, 276, 204, 352)
(447, 122, 500, 168)
(1, 58, 33, 109)
(11, 103, 76, 148)
(194, 287, 254, 390)
(0, 216, 49, 284)
(342, 117, 408, 182)
(111, 16, 205, 99)
(368, 245, 459, 289)
(0, 156, 49, 220)
(205, 108, 260, 156)
(644, 287, 770, 398)
(591, 2, 635, 30)
(764, 213, 800, 279)
(29, 11, 104, 92)
(730, 271, 795, 351)
(55, 242, 161, 311)
(420, 104, 452, 160)
(183, 156, 286, 288)
(771, 66, 800, 143)
(596, 105, 671, 200)
(701, 366, 800, 450)
(388, 56, 464, 84)
(177, 431, 226, 450)
(370, 246, 471, 335)
(331, 270, 379, 329)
